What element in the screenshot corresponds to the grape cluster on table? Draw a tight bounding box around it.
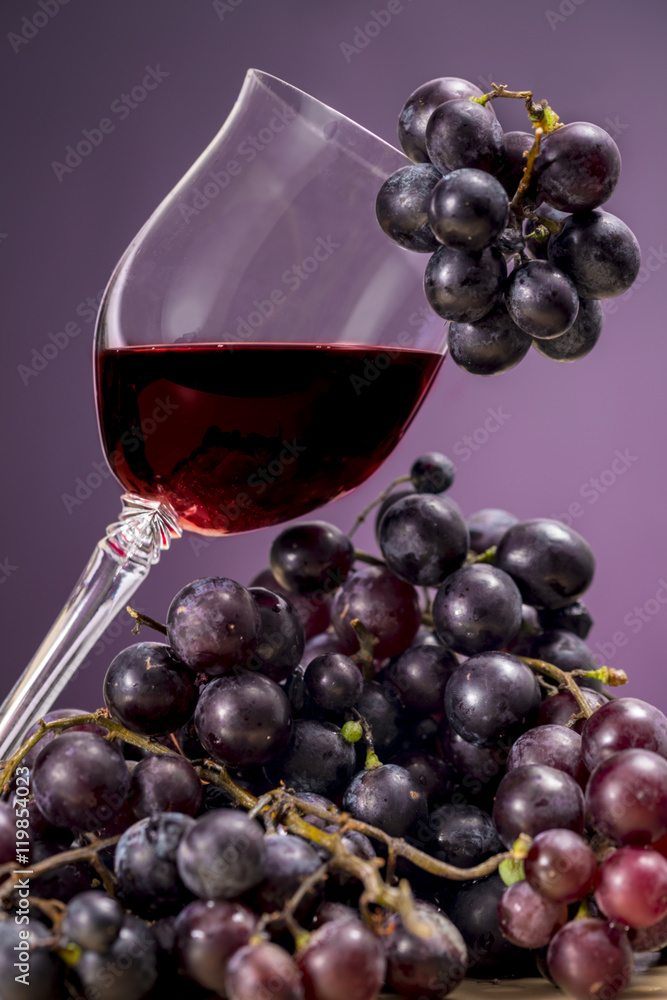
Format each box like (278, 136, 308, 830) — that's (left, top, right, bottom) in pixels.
(3, 454, 667, 1000)
(376, 77, 641, 374)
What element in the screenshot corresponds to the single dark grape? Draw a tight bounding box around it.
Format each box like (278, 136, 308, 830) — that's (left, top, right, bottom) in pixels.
(548, 210, 641, 299)
(581, 697, 667, 773)
(22, 708, 108, 769)
(69, 915, 159, 1000)
(249, 834, 323, 928)
(374, 486, 415, 543)
(410, 451, 455, 494)
(445, 651, 541, 749)
(386, 643, 457, 714)
(424, 243, 506, 323)
(194, 672, 292, 768)
(61, 891, 124, 953)
(448, 302, 532, 375)
(537, 686, 608, 732)
(433, 564, 522, 655)
(33, 731, 130, 832)
(467, 508, 519, 554)
(331, 564, 421, 659)
(226, 942, 304, 1000)
(270, 521, 354, 596)
(533, 297, 603, 361)
(30, 838, 95, 902)
(493, 765, 585, 848)
(420, 803, 503, 868)
(437, 719, 508, 801)
(448, 873, 536, 977)
(547, 919, 633, 1000)
(595, 845, 667, 928)
(535, 122, 621, 213)
(376, 163, 442, 252)
(103, 641, 197, 736)
(495, 131, 535, 199)
(498, 880, 568, 949)
(425, 98, 504, 174)
(586, 749, 667, 845)
(495, 519, 595, 610)
(114, 812, 195, 918)
(505, 259, 579, 339)
(0, 918, 61, 1000)
(247, 586, 305, 682)
(250, 567, 330, 640)
(342, 764, 427, 837)
(296, 916, 386, 1000)
(506, 725, 584, 783)
(398, 76, 489, 163)
(167, 576, 261, 676)
(129, 754, 202, 819)
(428, 168, 509, 252)
(304, 653, 363, 712)
(538, 600, 594, 639)
(378, 493, 468, 587)
(354, 680, 403, 757)
(390, 749, 455, 807)
(264, 720, 356, 795)
(525, 828, 598, 904)
(527, 628, 599, 679)
(176, 808, 266, 900)
(174, 898, 257, 992)
(383, 900, 468, 999)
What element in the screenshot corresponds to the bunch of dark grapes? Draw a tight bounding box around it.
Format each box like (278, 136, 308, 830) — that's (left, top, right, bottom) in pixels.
(376, 77, 641, 374)
(4, 453, 667, 1000)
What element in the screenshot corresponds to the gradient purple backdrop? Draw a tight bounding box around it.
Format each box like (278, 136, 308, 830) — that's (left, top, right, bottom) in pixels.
(1, 0, 665, 716)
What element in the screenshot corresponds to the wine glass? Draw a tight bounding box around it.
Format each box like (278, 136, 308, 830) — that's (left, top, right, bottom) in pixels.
(0, 70, 446, 758)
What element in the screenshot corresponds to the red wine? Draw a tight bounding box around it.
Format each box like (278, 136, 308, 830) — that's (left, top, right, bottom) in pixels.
(96, 343, 443, 534)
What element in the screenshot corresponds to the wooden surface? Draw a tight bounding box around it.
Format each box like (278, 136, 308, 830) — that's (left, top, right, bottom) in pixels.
(450, 965, 667, 998)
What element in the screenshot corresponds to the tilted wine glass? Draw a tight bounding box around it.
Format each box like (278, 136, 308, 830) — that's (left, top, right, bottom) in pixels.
(0, 70, 446, 758)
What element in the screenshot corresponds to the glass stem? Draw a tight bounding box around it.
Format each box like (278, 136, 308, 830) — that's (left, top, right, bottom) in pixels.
(0, 495, 181, 760)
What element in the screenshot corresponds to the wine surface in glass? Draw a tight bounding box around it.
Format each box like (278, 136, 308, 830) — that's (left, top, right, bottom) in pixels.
(96, 343, 442, 534)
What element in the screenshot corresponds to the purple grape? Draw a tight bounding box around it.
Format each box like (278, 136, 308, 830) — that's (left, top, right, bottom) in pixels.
(548, 210, 641, 299)
(420, 804, 503, 868)
(103, 641, 197, 736)
(492, 765, 585, 848)
(528, 627, 599, 677)
(194, 672, 292, 768)
(595, 845, 667, 929)
(525, 828, 598, 904)
(505, 259, 579, 339)
(226, 942, 304, 1000)
(265, 720, 356, 795)
(166, 576, 261, 676)
(32, 731, 130, 832)
(495, 131, 535, 199)
(296, 918, 386, 1000)
(537, 686, 608, 731)
(535, 122, 621, 213)
(250, 567, 330, 640)
(495, 519, 595, 610)
(30, 838, 95, 902)
(378, 493, 468, 587)
(538, 600, 593, 639)
(22, 708, 108, 769)
(437, 719, 508, 801)
(533, 297, 603, 362)
(506, 725, 585, 783)
(176, 808, 266, 900)
(424, 243, 506, 323)
(70, 915, 158, 1000)
(398, 76, 489, 163)
(467, 508, 519, 554)
(447, 301, 532, 376)
(410, 451, 455, 494)
(523, 203, 569, 259)
(342, 764, 427, 837)
(386, 643, 457, 714)
(547, 919, 633, 1000)
(114, 812, 195, 918)
(0, 918, 61, 1000)
(429, 168, 509, 252)
(374, 486, 415, 543)
(354, 680, 403, 756)
(432, 564, 522, 655)
(247, 586, 305, 682)
(498, 880, 568, 949)
(425, 99, 504, 174)
(389, 749, 455, 807)
(383, 900, 468, 998)
(445, 652, 541, 749)
(270, 521, 354, 596)
(0, 803, 14, 863)
(174, 898, 257, 992)
(586, 749, 667, 845)
(249, 834, 323, 928)
(129, 754, 202, 818)
(304, 653, 363, 712)
(61, 890, 124, 953)
(331, 564, 421, 659)
(448, 873, 536, 976)
(581, 697, 667, 773)
(376, 163, 442, 252)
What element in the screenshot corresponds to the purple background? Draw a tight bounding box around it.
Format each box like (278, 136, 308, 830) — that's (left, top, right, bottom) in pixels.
(1, 0, 666, 715)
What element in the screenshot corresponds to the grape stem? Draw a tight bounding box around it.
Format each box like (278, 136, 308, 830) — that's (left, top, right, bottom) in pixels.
(353, 550, 387, 568)
(253, 859, 332, 948)
(510, 127, 544, 221)
(350, 618, 380, 681)
(125, 606, 168, 637)
(348, 476, 411, 539)
(0, 835, 121, 908)
(351, 708, 382, 770)
(518, 656, 598, 717)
